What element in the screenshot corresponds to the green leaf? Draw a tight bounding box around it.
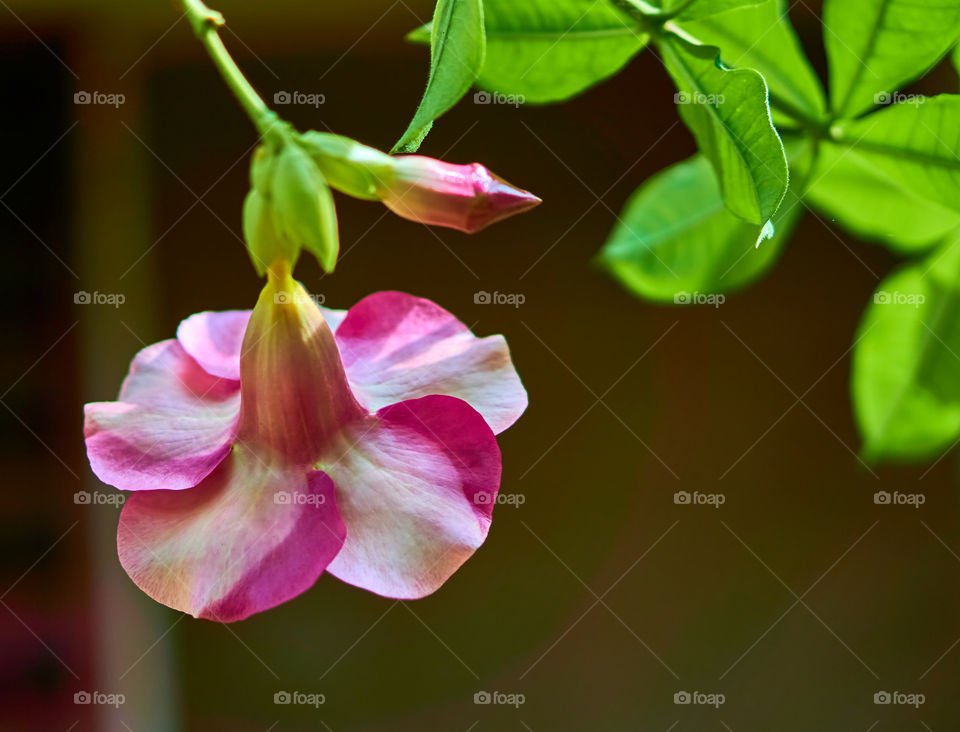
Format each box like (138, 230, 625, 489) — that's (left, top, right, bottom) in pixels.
(805, 140, 960, 253)
(853, 242, 960, 461)
(833, 95, 960, 215)
(678, 0, 826, 120)
(824, 0, 960, 118)
(393, 0, 485, 153)
(659, 32, 789, 225)
(655, 0, 764, 19)
(463, 0, 648, 103)
(599, 152, 802, 302)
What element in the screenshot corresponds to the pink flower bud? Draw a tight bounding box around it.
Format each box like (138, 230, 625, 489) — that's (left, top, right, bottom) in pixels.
(376, 156, 541, 233)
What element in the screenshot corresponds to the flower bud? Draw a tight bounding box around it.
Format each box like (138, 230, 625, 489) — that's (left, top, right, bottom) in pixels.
(271, 144, 340, 273)
(242, 189, 298, 276)
(375, 156, 541, 233)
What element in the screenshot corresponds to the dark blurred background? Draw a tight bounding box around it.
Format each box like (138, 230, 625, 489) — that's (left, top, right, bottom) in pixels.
(2, 0, 960, 730)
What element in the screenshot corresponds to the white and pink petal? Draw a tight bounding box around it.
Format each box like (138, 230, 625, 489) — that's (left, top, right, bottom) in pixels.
(117, 446, 345, 622)
(84, 340, 240, 492)
(324, 395, 501, 599)
(335, 292, 527, 434)
(176, 310, 249, 381)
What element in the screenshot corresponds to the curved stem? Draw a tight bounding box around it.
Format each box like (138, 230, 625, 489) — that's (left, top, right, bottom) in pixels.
(180, 0, 278, 136)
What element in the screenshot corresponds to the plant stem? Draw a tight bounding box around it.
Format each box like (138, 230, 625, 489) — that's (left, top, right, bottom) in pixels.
(180, 0, 278, 136)
(658, 0, 699, 21)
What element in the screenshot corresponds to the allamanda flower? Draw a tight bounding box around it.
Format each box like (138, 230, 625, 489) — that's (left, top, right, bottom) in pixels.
(84, 264, 526, 621)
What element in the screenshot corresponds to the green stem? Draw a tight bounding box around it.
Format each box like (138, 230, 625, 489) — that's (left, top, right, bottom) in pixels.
(657, 0, 699, 21)
(768, 92, 832, 139)
(180, 0, 278, 136)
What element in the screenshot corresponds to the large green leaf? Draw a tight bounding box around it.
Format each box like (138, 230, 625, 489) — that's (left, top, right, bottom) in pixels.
(824, 0, 960, 118)
(414, 0, 649, 103)
(834, 95, 960, 215)
(599, 152, 802, 302)
(393, 0, 485, 153)
(853, 242, 960, 461)
(659, 32, 788, 225)
(806, 141, 960, 252)
(678, 0, 826, 120)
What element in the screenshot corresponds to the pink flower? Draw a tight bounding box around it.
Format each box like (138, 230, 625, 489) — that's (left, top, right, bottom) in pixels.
(375, 156, 542, 233)
(83, 267, 526, 621)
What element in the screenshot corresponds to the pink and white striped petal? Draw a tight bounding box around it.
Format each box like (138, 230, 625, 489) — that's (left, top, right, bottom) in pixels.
(118, 446, 345, 622)
(335, 292, 527, 434)
(84, 340, 240, 492)
(324, 395, 501, 599)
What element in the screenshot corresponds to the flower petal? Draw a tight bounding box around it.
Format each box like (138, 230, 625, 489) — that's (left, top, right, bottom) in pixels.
(335, 292, 527, 433)
(84, 340, 240, 492)
(324, 395, 501, 598)
(177, 310, 250, 381)
(117, 446, 345, 622)
(176, 307, 349, 380)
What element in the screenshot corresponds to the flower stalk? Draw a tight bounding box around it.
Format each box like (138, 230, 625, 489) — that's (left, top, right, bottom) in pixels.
(180, 0, 279, 137)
